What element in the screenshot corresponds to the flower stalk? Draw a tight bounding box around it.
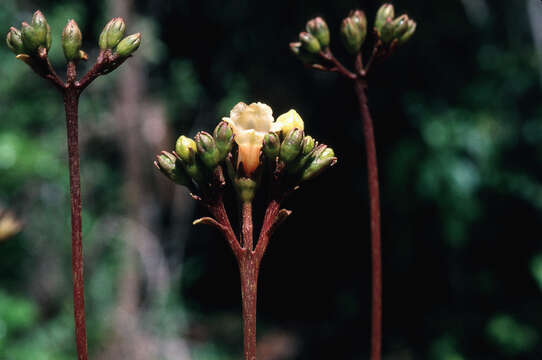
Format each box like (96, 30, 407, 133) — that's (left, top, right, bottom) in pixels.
(7, 12, 141, 360)
(156, 104, 336, 359)
(290, 5, 416, 359)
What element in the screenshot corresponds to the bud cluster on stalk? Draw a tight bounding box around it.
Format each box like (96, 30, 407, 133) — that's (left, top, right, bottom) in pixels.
(154, 121, 234, 191)
(6, 11, 141, 66)
(289, 16, 330, 63)
(155, 109, 337, 203)
(6, 10, 51, 59)
(263, 124, 337, 183)
(374, 4, 416, 45)
(289, 4, 416, 65)
(98, 17, 141, 57)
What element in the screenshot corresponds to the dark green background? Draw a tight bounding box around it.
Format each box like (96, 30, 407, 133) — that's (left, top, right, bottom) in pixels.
(1, 0, 541, 359)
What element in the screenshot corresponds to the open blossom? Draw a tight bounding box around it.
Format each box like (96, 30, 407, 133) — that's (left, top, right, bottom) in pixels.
(224, 102, 282, 176)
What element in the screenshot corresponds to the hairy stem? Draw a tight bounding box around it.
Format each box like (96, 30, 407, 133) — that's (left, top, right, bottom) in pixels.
(240, 199, 257, 360)
(239, 252, 258, 360)
(354, 78, 382, 360)
(64, 88, 88, 360)
(242, 202, 253, 250)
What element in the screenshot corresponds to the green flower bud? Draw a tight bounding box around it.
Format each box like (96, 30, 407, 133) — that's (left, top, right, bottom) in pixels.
(155, 151, 191, 186)
(380, 18, 395, 43)
(99, 17, 126, 49)
(306, 17, 330, 48)
(263, 132, 280, 160)
(375, 3, 395, 33)
(391, 14, 410, 40)
(195, 131, 220, 169)
(299, 31, 321, 54)
(213, 121, 234, 160)
(21, 22, 42, 54)
(175, 135, 204, 183)
(301, 135, 316, 155)
(349, 10, 367, 39)
(301, 146, 337, 181)
(279, 128, 304, 164)
(341, 17, 364, 54)
(175, 135, 197, 165)
(288, 135, 316, 174)
(289, 42, 317, 64)
(31, 10, 51, 51)
(398, 19, 416, 45)
(6, 27, 24, 54)
(114, 33, 141, 57)
(62, 20, 82, 61)
(235, 177, 258, 203)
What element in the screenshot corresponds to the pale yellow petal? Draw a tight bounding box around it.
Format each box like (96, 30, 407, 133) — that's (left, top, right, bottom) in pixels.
(275, 109, 304, 136)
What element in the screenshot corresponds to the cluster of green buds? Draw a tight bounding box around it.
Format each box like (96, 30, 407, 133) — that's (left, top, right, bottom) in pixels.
(262, 109, 336, 183)
(98, 17, 141, 57)
(289, 16, 330, 61)
(7, 11, 140, 65)
(290, 4, 416, 67)
(155, 122, 233, 189)
(341, 10, 367, 54)
(155, 103, 337, 203)
(374, 3, 416, 45)
(6, 10, 51, 61)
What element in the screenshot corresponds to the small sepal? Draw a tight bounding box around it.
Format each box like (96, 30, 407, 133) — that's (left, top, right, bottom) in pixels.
(235, 177, 258, 203)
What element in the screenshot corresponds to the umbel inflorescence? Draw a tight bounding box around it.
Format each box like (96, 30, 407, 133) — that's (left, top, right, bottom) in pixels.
(290, 3, 416, 78)
(155, 102, 336, 360)
(155, 102, 336, 204)
(6, 10, 141, 87)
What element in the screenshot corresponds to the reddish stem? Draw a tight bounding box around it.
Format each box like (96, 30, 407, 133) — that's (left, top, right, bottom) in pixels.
(354, 78, 382, 360)
(254, 199, 280, 259)
(242, 202, 253, 250)
(63, 88, 89, 360)
(23, 46, 136, 360)
(204, 187, 284, 360)
(239, 251, 258, 360)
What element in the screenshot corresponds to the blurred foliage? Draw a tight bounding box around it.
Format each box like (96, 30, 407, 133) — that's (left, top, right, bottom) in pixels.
(1, 0, 542, 359)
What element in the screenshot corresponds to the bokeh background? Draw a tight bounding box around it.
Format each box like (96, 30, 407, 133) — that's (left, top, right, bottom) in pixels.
(1, 0, 542, 359)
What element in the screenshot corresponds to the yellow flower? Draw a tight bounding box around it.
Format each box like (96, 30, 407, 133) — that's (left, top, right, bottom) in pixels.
(274, 109, 304, 137)
(223, 102, 282, 176)
(223, 103, 306, 176)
